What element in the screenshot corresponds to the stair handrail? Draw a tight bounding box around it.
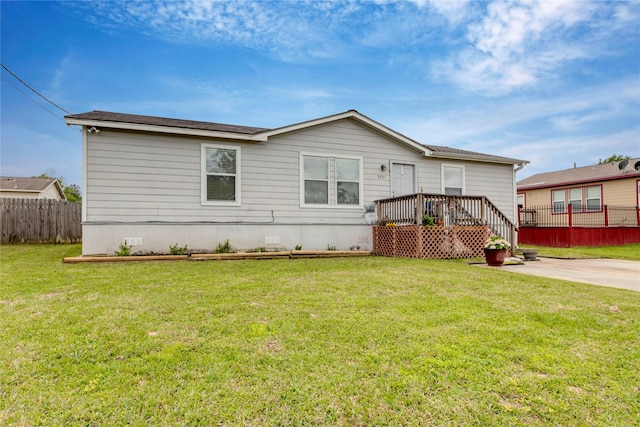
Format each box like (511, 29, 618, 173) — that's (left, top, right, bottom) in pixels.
(375, 193, 517, 252)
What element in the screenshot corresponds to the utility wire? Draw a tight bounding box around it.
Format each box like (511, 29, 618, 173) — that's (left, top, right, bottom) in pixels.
(1, 63, 72, 115)
(1, 75, 80, 132)
(1, 75, 69, 124)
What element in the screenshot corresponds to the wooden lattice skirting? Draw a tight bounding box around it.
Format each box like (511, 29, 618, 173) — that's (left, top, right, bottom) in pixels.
(373, 225, 491, 259)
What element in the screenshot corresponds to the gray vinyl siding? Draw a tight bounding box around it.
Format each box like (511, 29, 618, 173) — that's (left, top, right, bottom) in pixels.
(438, 159, 516, 221)
(84, 119, 516, 224)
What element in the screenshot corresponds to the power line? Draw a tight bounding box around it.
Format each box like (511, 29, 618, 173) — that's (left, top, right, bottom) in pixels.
(1, 63, 72, 115)
(1, 75, 67, 123)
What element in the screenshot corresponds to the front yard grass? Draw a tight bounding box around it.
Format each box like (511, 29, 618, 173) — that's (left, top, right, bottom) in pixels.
(521, 243, 640, 261)
(1, 244, 639, 426)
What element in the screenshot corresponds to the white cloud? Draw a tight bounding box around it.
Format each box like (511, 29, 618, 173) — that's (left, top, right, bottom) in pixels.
(78, 0, 637, 94)
(400, 76, 640, 147)
(508, 127, 640, 179)
(432, 0, 608, 95)
(427, 0, 470, 24)
(83, 1, 374, 62)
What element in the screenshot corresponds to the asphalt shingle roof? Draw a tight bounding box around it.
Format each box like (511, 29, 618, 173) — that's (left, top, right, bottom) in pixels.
(0, 176, 59, 192)
(65, 111, 269, 135)
(66, 110, 527, 165)
(517, 158, 640, 190)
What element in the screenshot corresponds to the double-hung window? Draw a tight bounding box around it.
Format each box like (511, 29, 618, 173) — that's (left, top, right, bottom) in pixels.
(568, 188, 582, 212)
(585, 186, 601, 211)
(202, 144, 240, 205)
(552, 185, 602, 214)
(303, 156, 329, 204)
(552, 190, 565, 213)
(336, 158, 361, 205)
(301, 153, 362, 207)
(442, 165, 464, 195)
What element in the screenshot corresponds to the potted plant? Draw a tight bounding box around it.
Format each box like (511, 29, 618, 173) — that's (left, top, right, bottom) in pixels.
(422, 214, 435, 227)
(483, 235, 510, 266)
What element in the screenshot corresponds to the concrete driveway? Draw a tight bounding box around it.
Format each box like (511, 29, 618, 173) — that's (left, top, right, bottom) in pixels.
(479, 257, 640, 292)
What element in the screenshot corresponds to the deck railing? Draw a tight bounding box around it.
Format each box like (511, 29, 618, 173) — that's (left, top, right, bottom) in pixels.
(375, 193, 516, 249)
(518, 205, 640, 228)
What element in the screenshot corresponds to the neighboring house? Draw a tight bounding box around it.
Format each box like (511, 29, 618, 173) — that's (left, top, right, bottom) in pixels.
(517, 158, 640, 211)
(516, 159, 640, 246)
(0, 176, 67, 200)
(64, 110, 528, 256)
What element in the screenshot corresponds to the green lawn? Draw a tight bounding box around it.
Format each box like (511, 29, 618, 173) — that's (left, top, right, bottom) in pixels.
(521, 243, 640, 261)
(1, 244, 639, 426)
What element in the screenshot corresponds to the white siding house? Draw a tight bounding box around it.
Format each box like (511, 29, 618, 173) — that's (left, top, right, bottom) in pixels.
(65, 110, 527, 255)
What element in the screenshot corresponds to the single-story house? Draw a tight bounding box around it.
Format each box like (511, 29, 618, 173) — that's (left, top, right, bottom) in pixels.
(64, 110, 528, 256)
(517, 158, 640, 246)
(517, 158, 640, 211)
(0, 176, 67, 200)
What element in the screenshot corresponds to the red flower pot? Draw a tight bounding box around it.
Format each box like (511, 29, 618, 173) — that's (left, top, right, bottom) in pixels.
(484, 248, 507, 266)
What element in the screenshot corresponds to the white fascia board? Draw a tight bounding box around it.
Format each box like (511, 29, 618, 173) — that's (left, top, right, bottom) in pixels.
(2, 189, 39, 193)
(261, 110, 429, 154)
(64, 118, 268, 142)
(354, 113, 429, 154)
(47, 181, 67, 200)
(260, 111, 357, 138)
(429, 152, 529, 166)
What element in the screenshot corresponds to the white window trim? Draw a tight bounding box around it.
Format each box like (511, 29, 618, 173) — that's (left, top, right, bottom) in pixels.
(441, 164, 465, 195)
(201, 143, 241, 206)
(299, 152, 363, 209)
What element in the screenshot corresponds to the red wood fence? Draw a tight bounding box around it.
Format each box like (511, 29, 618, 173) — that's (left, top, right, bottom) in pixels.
(518, 205, 640, 247)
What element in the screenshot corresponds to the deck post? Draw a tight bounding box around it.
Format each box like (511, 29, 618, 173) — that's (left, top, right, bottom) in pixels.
(604, 205, 609, 227)
(375, 200, 382, 225)
(481, 197, 486, 224)
(416, 193, 424, 225)
(510, 224, 516, 255)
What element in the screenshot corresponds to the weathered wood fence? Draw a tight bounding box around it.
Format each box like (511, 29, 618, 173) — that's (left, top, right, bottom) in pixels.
(1, 198, 82, 243)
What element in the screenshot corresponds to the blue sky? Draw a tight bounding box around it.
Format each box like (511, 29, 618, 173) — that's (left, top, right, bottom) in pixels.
(2, 0, 639, 191)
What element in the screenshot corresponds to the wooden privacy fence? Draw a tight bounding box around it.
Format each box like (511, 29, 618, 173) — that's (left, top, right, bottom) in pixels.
(1, 198, 82, 243)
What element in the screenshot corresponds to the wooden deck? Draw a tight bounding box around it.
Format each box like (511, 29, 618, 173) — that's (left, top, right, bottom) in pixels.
(373, 193, 515, 259)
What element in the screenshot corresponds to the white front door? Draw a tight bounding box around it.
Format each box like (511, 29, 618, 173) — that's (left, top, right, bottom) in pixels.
(391, 163, 416, 196)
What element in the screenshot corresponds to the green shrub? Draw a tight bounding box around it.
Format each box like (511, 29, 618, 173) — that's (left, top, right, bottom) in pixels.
(326, 245, 337, 251)
(169, 243, 189, 255)
(114, 243, 131, 257)
(295, 244, 302, 250)
(214, 239, 233, 254)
